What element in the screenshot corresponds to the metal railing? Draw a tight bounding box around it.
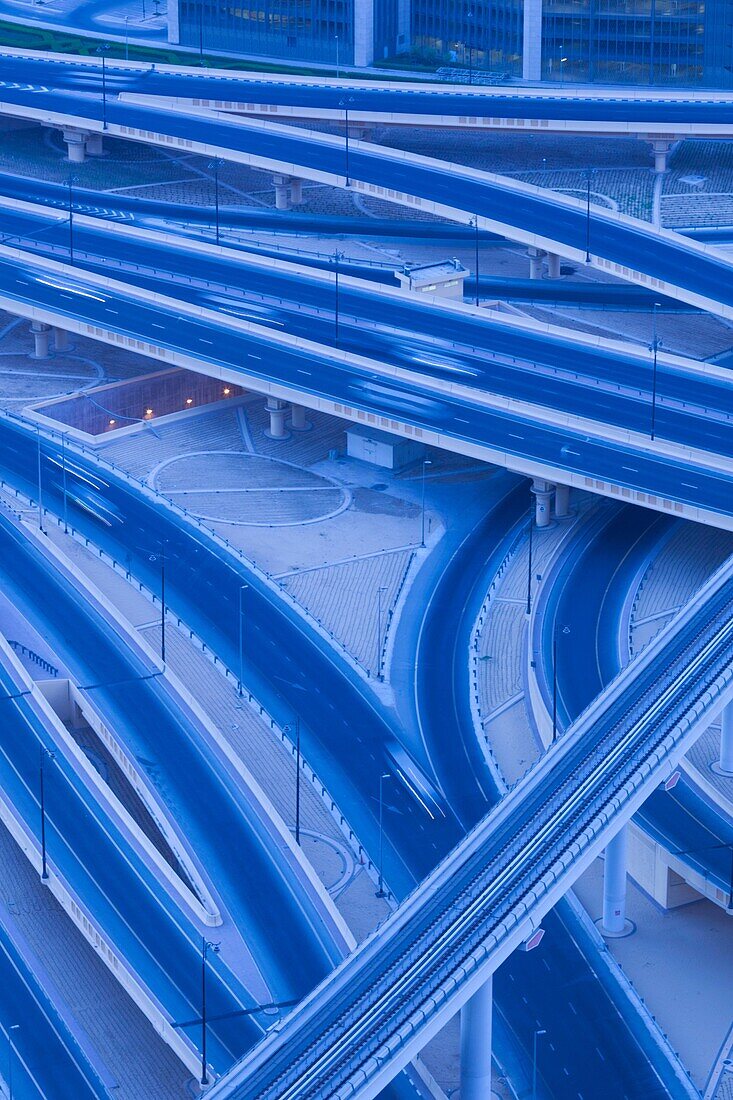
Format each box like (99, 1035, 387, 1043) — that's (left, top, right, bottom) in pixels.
(7, 639, 59, 677)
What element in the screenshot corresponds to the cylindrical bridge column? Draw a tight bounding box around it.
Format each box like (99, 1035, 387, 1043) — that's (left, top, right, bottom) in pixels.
(265, 396, 290, 439)
(54, 327, 71, 353)
(531, 478, 553, 528)
(62, 129, 87, 163)
(289, 403, 311, 432)
(30, 321, 51, 359)
(86, 132, 104, 156)
(546, 252, 562, 279)
(554, 483, 571, 518)
(460, 974, 493, 1100)
(651, 140, 673, 173)
(528, 247, 545, 280)
(272, 174, 293, 210)
(601, 826, 631, 936)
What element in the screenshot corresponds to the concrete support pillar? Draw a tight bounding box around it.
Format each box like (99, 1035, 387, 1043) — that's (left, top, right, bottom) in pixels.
(353, 0, 375, 66)
(554, 483, 571, 518)
(397, 0, 411, 54)
(85, 132, 104, 156)
(30, 322, 51, 360)
(602, 826, 629, 936)
(460, 975, 493, 1100)
(528, 247, 545, 280)
(53, 327, 70, 353)
(272, 174, 292, 211)
(651, 140, 672, 173)
(289, 178, 303, 205)
(289, 403, 312, 432)
(716, 701, 733, 776)
(546, 252, 562, 279)
(531, 478, 553, 528)
(522, 0, 543, 81)
(265, 397, 289, 440)
(62, 129, 87, 163)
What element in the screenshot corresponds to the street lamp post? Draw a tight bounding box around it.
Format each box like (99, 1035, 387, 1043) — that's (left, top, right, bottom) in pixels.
(160, 544, 166, 663)
(335, 33, 340, 78)
(552, 622, 570, 743)
(96, 45, 110, 130)
(472, 214, 480, 306)
(585, 167, 593, 262)
(36, 426, 44, 533)
(7, 1024, 19, 1100)
(124, 16, 130, 60)
(67, 176, 77, 265)
(151, 542, 167, 663)
(332, 249, 344, 344)
(525, 501, 535, 616)
(285, 718, 302, 846)
(295, 716, 301, 846)
(339, 97, 355, 186)
(198, 1, 204, 59)
(376, 771, 390, 897)
(39, 744, 55, 880)
(532, 1028, 547, 1100)
(650, 301, 662, 441)
(238, 583, 247, 696)
(200, 938, 220, 1086)
(466, 10, 474, 85)
(61, 433, 68, 533)
(376, 585, 387, 681)
(420, 457, 432, 547)
(208, 158, 221, 245)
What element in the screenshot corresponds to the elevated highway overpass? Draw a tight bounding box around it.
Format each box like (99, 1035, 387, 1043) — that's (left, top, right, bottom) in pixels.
(2, 240, 732, 527)
(0, 49, 726, 1091)
(5, 51, 733, 141)
(0, 418, 702, 1100)
(0, 507, 349, 1083)
(4, 195, 729, 456)
(0, 60, 732, 320)
(208, 554, 733, 1100)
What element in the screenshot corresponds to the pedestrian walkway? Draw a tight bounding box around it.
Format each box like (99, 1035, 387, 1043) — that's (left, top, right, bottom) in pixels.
(473, 493, 598, 785)
(279, 548, 415, 676)
(629, 521, 733, 816)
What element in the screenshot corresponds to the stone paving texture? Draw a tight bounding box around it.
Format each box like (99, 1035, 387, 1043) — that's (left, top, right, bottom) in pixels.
(280, 548, 414, 674)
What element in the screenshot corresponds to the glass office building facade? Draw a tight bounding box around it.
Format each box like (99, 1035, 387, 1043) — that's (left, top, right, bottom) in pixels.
(179, 0, 356, 64)
(409, 0, 733, 86)
(176, 0, 733, 86)
(541, 0, 733, 87)
(410, 1, 524, 75)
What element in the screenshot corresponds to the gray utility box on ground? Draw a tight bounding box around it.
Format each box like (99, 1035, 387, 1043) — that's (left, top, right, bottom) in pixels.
(346, 426, 425, 470)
